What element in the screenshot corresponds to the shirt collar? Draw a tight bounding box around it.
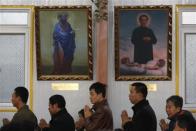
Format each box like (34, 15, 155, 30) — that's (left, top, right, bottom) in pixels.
(132, 99, 149, 112)
(92, 99, 108, 110)
(18, 105, 29, 112)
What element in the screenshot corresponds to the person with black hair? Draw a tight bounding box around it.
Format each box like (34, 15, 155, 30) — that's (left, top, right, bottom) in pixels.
(121, 82, 157, 131)
(131, 14, 157, 65)
(160, 95, 184, 131)
(174, 110, 196, 131)
(1, 87, 37, 129)
(76, 82, 113, 131)
(39, 94, 75, 131)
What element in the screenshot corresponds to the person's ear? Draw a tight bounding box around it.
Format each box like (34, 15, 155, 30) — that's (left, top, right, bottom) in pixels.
(97, 93, 104, 99)
(138, 93, 143, 99)
(17, 96, 21, 102)
(176, 107, 181, 112)
(54, 103, 59, 108)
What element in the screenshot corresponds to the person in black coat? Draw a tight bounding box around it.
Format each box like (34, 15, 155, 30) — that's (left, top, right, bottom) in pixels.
(121, 82, 157, 131)
(39, 95, 75, 131)
(131, 14, 157, 65)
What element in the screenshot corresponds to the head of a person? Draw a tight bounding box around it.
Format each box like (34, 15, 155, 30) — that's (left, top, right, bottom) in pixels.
(157, 59, 166, 68)
(58, 12, 68, 25)
(139, 14, 149, 27)
(174, 121, 188, 131)
(11, 87, 29, 107)
(89, 82, 106, 104)
(48, 94, 65, 115)
(166, 95, 183, 118)
(129, 82, 148, 104)
(121, 57, 131, 65)
(174, 112, 196, 131)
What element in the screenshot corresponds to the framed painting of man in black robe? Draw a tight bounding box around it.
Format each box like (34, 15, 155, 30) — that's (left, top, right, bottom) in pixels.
(115, 6, 172, 81)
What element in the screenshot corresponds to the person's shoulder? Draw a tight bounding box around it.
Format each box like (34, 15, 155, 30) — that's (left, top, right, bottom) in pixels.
(57, 110, 74, 122)
(132, 27, 144, 34)
(54, 23, 59, 28)
(142, 102, 155, 114)
(147, 27, 154, 32)
(133, 27, 140, 31)
(103, 104, 112, 112)
(21, 107, 37, 119)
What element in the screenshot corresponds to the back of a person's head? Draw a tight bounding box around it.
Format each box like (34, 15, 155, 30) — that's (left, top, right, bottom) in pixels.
(131, 82, 148, 98)
(166, 95, 183, 109)
(14, 87, 29, 104)
(89, 82, 106, 97)
(49, 94, 66, 109)
(176, 111, 196, 131)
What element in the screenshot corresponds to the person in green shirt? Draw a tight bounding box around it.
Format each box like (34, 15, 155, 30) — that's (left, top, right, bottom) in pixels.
(1, 87, 38, 130)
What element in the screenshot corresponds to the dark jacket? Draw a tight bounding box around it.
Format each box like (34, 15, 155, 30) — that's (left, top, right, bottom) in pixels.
(43, 108, 75, 131)
(12, 105, 38, 126)
(123, 99, 157, 131)
(131, 27, 157, 64)
(166, 112, 179, 131)
(84, 99, 113, 131)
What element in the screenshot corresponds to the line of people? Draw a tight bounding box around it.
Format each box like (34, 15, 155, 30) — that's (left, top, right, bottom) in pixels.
(0, 82, 195, 131)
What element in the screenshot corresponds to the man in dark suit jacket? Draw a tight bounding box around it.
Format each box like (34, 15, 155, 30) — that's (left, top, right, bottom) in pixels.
(39, 95, 75, 131)
(121, 82, 157, 131)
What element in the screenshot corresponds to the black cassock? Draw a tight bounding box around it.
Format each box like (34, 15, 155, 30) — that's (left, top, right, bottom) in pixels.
(131, 27, 157, 64)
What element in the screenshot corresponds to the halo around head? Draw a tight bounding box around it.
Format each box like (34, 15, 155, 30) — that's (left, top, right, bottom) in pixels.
(136, 13, 151, 26)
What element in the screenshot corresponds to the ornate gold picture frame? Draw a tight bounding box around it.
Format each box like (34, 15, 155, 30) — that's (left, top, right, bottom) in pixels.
(115, 5, 172, 81)
(35, 6, 93, 80)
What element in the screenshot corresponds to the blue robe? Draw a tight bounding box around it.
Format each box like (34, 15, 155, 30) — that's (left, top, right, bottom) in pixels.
(53, 23, 75, 60)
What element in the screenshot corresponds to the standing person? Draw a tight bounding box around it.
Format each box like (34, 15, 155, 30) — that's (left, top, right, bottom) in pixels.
(52, 12, 76, 75)
(131, 14, 157, 65)
(75, 82, 113, 131)
(121, 82, 157, 131)
(159, 95, 194, 131)
(1, 87, 38, 129)
(39, 95, 75, 131)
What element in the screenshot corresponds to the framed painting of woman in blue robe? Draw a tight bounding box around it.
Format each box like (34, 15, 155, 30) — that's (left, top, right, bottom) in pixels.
(35, 6, 93, 80)
(115, 6, 172, 81)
